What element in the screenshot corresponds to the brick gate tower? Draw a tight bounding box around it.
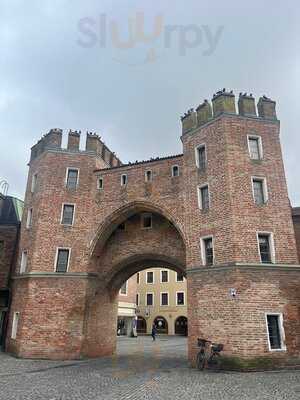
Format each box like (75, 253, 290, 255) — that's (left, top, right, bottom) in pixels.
(6, 90, 300, 368)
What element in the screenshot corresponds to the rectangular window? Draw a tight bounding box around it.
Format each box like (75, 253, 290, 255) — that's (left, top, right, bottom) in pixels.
(26, 208, 33, 228)
(160, 270, 169, 283)
(11, 312, 19, 339)
(258, 233, 274, 263)
(145, 170, 152, 182)
(97, 177, 103, 190)
(20, 251, 28, 274)
(117, 223, 126, 231)
(172, 165, 179, 177)
(195, 145, 206, 170)
(136, 293, 139, 306)
(176, 292, 185, 305)
(266, 314, 285, 351)
(146, 293, 153, 306)
(121, 174, 127, 186)
(119, 281, 127, 295)
(201, 237, 214, 266)
(0, 241, 4, 259)
(61, 204, 75, 225)
(161, 292, 169, 306)
(198, 185, 209, 210)
(55, 248, 70, 273)
(142, 213, 152, 229)
(136, 272, 140, 284)
(248, 136, 263, 160)
(31, 173, 37, 193)
(66, 168, 79, 189)
(176, 272, 184, 282)
(252, 177, 268, 205)
(146, 271, 154, 284)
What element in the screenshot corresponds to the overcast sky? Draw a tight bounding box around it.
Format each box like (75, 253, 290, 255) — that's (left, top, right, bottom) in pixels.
(1, 1, 299, 205)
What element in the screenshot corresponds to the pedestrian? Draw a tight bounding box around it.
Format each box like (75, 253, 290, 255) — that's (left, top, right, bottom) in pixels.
(151, 323, 157, 341)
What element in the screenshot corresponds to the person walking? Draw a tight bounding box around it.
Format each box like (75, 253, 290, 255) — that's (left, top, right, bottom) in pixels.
(151, 323, 157, 341)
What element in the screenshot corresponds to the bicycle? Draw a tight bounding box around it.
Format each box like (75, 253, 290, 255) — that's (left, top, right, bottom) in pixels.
(196, 338, 224, 370)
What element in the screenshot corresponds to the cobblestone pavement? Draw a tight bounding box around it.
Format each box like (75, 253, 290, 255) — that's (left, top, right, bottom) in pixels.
(0, 336, 300, 400)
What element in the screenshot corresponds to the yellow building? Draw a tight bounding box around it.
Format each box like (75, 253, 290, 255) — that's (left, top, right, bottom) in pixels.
(136, 268, 187, 335)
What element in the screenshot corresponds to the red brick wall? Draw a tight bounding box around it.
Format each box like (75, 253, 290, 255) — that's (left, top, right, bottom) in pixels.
(182, 115, 298, 267)
(292, 209, 300, 261)
(7, 94, 300, 363)
(188, 267, 300, 364)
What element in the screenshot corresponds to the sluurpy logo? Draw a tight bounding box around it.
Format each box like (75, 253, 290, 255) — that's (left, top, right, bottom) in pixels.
(77, 13, 224, 66)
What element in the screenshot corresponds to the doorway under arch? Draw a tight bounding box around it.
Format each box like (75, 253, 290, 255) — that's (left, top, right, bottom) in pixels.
(175, 316, 188, 336)
(137, 316, 147, 334)
(154, 316, 168, 334)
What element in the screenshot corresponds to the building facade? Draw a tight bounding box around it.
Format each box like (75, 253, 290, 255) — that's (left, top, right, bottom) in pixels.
(136, 268, 187, 335)
(0, 193, 23, 348)
(117, 275, 137, 336)
(4, 90, 300, 368)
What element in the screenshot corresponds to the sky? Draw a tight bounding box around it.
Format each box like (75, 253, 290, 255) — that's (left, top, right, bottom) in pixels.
(0, 0, 299, 205)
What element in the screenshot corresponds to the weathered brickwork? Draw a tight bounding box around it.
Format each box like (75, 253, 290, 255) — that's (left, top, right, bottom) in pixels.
(292, 208, 300, 261)
(5, 91, 300, 367)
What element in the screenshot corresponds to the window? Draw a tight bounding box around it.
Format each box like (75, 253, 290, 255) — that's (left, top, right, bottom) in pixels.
(161, 292, 169, 306)
(201, 236, 214, 266)
(26, 208, 33, 228)
(176, 292, 185, 305)
(61, 204, 75, 225)
(11, 312, 20, 339)
(172, 165, 179, 177)
(31, 173, 37, 193)
(117, 223, 126, 231)
(20, 251, 28, 274)
(121, 174, 127, 186)
(66, 168, 79, 189)
(258, 233, 274, 263)
(195, 145, 206, 170)
(266, 314, 286, 351)
(136, 272, 140, 284)
(55, 248, 70, 273)
(248, 135, 263, 160)
(97, 177, 103, 190)
(145, 170, 152, 182)
(176, 272, 184, 282)
(146, 293, 153, 306)
(0, 241, 4, 259)
(160, 270, 169, 283)
(142, 213, 152, 229)
(146, 271, 154, 284)
(136, 293, 139, 306)
(198, 184, 210, 210)
(252, 177, 268, 205)
(119, 281, 127, 295)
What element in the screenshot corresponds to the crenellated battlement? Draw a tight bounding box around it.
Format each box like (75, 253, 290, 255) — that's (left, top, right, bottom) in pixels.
(30, 128, 122, 167)
(181, 89, 277, 134)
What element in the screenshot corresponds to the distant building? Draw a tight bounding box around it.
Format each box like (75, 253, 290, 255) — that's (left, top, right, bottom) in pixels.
(117, 275, 137, 336)
(136, 268, 187, 336)
(0, 194, 23, 348)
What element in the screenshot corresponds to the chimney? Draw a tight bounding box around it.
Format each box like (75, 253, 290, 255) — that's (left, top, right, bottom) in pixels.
(67, 130, 80, 151)
(238, 93, 256, 117)
(86, 133, 103, 154)
(43, 128, 63, 148)
(212, 90, 236, 117)
(181, 109, 197, 134)
(257, 96, 277, 120)
(30, 128, 62, 162)
(196, 100, 212, 126)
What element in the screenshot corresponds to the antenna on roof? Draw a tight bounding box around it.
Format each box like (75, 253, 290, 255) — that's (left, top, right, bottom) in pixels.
(0, 179, 9, 197)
